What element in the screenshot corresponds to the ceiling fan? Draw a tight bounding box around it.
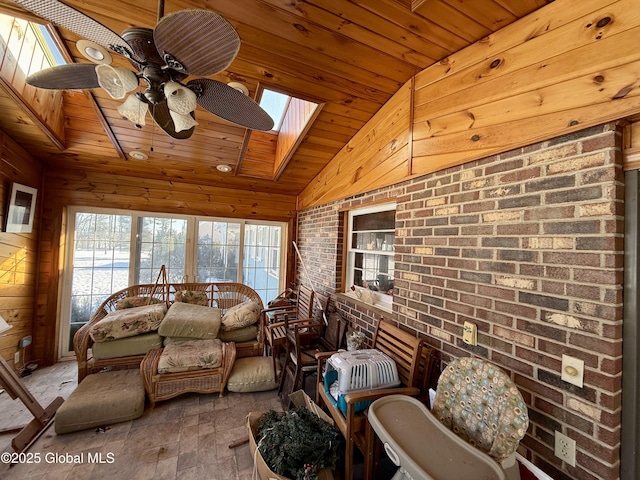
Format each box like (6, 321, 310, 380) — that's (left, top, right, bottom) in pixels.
(14, 0, 274, 139)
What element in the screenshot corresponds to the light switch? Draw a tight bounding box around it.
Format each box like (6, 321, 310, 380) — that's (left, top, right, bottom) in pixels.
(561, 354, 584, 387)
(463, 321, 477, 346)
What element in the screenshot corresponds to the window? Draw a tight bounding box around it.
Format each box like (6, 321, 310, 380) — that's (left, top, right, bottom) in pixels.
(59, 207, 286, 358)
(0, 14, 65, 78)
(259, 88, 290, 131)
(345, 203, 396, 310)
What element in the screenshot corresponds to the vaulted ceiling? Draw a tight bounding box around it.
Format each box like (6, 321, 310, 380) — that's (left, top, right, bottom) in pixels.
(0, 0, 551, 197)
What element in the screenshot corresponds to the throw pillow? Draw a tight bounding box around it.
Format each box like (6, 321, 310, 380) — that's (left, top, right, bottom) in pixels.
(221, 301, 262, 331)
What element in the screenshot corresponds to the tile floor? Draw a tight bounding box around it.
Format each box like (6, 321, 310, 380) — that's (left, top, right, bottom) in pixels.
(0, 362, 284, 480)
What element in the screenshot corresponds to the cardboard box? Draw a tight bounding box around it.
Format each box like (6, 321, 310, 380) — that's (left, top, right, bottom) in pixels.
(247, 390, 336, 480)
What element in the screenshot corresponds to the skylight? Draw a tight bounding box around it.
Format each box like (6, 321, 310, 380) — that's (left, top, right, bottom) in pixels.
(259, 89, 291, 132)
(0, 13, 65, 80)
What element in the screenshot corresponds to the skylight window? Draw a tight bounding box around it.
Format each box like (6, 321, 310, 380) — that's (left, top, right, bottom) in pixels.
(259, 89, 290, 132)
(0, 13, 65, 80)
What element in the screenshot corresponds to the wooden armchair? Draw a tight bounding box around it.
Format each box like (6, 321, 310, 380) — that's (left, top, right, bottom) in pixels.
(316, 319, 435, 480)
(262, 284, 316, 380)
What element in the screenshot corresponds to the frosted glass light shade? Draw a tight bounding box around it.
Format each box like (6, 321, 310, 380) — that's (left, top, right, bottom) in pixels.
(164, 81, 197, 115)
(96, 65, 139, 99)
(118, 94, 148, 126)
(170, 111, 198, 132)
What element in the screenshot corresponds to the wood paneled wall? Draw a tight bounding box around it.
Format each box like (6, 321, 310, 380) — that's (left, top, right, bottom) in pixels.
(298, 0, 640, 209)
(32, 167, 298, 364)
(0, 132, 42, 367)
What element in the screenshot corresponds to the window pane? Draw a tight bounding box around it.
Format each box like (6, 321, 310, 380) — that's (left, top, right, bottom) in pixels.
(243, 224, 282, 305)
(197, 220, 240, 282)
(136, 217, 187, 283)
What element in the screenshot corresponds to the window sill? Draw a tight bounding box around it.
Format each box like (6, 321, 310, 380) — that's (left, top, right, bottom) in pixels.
(338, 292, 393, 315)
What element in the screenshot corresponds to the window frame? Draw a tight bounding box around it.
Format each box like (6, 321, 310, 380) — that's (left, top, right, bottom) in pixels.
(344, 202, 396, 312)
(58, 206, 287, 359)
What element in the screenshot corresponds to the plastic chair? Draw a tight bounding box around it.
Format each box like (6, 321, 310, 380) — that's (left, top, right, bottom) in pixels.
(431, 357, 529, 480)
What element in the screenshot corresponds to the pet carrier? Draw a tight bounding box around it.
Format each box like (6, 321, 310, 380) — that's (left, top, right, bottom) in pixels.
(323, 349, 400, 415)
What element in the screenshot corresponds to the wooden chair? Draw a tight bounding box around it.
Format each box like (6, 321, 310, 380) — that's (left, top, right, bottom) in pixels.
(263, 284, 315, 380)
(315, 319, 435, 480)
(279, 310, 347, 398)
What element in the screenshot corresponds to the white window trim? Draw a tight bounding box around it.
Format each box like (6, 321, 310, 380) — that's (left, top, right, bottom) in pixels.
(345, 202, 396, 313)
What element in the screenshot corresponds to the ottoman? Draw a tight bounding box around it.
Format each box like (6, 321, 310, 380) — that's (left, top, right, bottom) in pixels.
(55, 369, 145, 434)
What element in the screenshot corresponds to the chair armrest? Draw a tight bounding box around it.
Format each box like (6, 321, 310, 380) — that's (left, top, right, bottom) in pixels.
(343, 386, 421, 404)
(315, 350, 336, 361)
(262, 305, 296, 316)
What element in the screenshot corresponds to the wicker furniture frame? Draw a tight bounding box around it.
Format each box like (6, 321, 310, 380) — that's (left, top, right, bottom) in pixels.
(74, 282, 264, 383)
(141, 341, 237, 406)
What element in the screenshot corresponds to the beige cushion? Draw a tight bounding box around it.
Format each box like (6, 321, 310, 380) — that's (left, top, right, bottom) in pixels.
(55, 369, 145, 434)
(158, 339, 223, 374)
(115, 296, 163, 310)
(174, 289, 209, 306)
(89, 303, 167, 343)
(227, 356, 278, 393)
(91, 332, 163, 360)
(218, 324, 259, 343)
(221, 301, 261, 331)
(158, 302, 221, 339)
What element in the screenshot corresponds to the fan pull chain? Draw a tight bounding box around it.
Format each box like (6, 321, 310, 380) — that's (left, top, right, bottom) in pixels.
(150, 105, 155, 153)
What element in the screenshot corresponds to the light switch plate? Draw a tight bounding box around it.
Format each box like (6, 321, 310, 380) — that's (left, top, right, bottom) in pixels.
(561, 354, 584, 387)
(463, 321, 477, 345)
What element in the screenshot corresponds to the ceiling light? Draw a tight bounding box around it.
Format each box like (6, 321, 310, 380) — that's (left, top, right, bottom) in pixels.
(76, 39, 112, 64)
(216, 164, 232, 173)
(227, 82, 249, 96)
(129, 151, 148, 160)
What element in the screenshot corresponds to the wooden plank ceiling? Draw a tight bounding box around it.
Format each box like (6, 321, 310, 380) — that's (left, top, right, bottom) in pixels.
(0, 0, 551, 197)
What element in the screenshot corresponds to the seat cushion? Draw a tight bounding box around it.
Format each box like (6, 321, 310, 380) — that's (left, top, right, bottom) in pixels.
(55, 369, 145, 434)
(157, 338, 223, 374)
(227, 356, 278, 393)
(89, 303, 167, 342)
(91, 332, 163, 360)
(158, 302, 221, 339)
(218, 324, 259, 343)
(221, 301, 262, 331)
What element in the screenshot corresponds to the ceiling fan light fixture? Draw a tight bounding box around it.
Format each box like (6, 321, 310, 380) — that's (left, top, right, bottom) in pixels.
(76, 39, 112, 64)
(96, 64, 139, 99)
(164, 81, 197, 115)
(227, 82, 249, 96)
(170, 111, 199, 133)
(118, 94, 148, 126)
(216, 164, 233, 173)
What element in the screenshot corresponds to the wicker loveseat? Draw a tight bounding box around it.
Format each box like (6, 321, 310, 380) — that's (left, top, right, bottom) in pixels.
(74, 282, 265, 383)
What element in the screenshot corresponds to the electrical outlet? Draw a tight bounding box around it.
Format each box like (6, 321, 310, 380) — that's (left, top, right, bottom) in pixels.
(14, 351, 19, 365)
(462, 321, 477, 345)
(554, 431, 576, 467)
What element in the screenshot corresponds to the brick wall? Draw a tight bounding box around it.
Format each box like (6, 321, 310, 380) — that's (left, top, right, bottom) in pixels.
(296, 123, 624, 480)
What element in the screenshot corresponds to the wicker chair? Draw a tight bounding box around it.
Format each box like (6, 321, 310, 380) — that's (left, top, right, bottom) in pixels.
(141, 341, 237, 407)
(74, 283, 168, 383)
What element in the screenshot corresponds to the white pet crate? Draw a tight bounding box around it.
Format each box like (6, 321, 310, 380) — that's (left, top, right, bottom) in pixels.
(323, 349, 400, 414)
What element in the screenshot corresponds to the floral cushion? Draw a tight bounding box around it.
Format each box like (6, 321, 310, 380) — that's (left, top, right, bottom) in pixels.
(158, 302, 221, 339)
(221, 301, 262, 331)
(432, 357, 529, 461)
(174, 290, 209, 306)
(90, 303, 167, 343)
(157, 339, 223, 374)
(115, 296, 163, 310)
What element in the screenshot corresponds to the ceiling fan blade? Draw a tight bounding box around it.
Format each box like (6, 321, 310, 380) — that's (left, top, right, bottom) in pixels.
(15, 0, 135, 59)
(153, 10, 240, 77)
(26, 63, 99, 89)
(149, 101, 195, 140)
(187, 79, 275, 131)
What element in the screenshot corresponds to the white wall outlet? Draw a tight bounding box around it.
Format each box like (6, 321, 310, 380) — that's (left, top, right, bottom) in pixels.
(14, 351, 19, 365)
(554, 431, 576, 466)
(462, 321, 477, 345)
(561, 354, 584, 387)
